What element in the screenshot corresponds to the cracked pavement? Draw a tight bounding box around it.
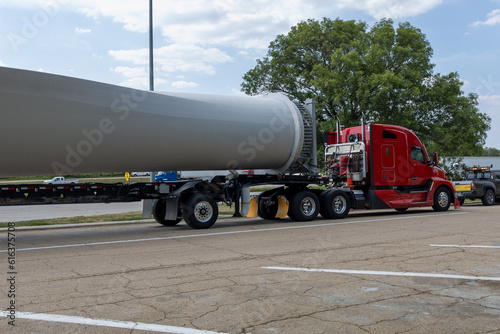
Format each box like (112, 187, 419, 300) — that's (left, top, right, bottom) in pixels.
(1, 204, 500, 333)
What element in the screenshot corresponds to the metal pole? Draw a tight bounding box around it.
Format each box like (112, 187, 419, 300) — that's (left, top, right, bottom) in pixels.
(149, 0, 155, 183)
(149, 0, 154, 92)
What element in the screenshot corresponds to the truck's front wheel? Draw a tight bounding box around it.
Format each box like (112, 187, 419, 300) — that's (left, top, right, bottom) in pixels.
(182, 193, 218, 229)
(432, 187, 452, 212)
(482, 189, 495, 206)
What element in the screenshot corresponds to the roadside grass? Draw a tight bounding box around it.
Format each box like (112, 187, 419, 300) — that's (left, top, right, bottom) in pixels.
(0, 212, 145, 228)
(0, 203, 236, 228)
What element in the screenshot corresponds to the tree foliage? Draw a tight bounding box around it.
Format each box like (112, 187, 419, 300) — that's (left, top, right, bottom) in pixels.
(241, 18, 491, 156)
(483, 147, 500, 156)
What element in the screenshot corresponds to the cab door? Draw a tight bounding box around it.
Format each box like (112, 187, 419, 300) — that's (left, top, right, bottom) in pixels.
(374, 129, 410, 186)
(409, 146, 431, 186)
(494, 172, 500, 193)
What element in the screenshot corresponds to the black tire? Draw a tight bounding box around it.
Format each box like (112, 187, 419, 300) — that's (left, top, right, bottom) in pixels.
(319, 191, 330, 218)
(152, 199, 182, 226)
(459, 198, 465, 206)
(320, 190, 350, 219)
(182, 193, 218, 229)
(432, 187, 452, 212)
(257, 196, 279, 220)
(482, 189, 495, 206)
(288, 190, 319, 221)
(395, 208, 408, 212)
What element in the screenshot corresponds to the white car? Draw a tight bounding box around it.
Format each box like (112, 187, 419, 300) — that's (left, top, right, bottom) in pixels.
(43, 176, 78, 184)
(131, 172, 150, 177)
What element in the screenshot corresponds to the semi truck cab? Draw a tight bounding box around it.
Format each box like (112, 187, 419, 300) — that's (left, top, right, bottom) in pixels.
(325, 119, 454, 212)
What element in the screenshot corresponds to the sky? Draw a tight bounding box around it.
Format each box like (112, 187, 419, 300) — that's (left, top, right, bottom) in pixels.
(1, 0, 499, 150)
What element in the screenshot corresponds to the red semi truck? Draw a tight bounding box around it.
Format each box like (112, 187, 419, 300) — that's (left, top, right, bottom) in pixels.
(318, 118, 455, 217)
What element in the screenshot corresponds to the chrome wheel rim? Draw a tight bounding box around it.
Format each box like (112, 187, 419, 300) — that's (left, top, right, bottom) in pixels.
(194, 201, 213, 222)
(333, 195, 347, 214)
(437, 191, 449, 208)
(301, 197, 316, 217)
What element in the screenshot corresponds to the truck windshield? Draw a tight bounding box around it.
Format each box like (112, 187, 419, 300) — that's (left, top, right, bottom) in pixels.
(466, 172, 491, 180)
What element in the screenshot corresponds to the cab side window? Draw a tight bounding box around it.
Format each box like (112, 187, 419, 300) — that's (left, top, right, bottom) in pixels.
(411, 146, 425, 164)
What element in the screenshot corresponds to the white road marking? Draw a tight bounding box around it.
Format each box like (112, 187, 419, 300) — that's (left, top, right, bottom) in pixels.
(430, 244, 500, 249)
(0, 311, 228, 334)
(1, 211, 468, 253)
(262, 266, 500, 282)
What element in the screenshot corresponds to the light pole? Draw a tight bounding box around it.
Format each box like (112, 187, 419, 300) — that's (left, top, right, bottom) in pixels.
(149, 0, 155, 183)
(149, 0, 154, 93)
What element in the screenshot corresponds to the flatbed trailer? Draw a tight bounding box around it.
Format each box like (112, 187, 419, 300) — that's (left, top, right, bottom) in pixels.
(0, 173, 329, 229)
(0, 174, 327, 206)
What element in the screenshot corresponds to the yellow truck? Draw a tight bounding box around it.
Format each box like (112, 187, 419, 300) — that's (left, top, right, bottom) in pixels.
(453, 166, 500, 205)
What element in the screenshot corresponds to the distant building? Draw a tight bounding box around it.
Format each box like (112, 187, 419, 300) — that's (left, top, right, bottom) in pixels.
(445, 157, 500, 169)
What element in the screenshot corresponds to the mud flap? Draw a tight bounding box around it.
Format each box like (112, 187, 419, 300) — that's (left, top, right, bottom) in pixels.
(454, 197, 462, 210)
(244, 196, 258, 218)
(276, 195, 289, 218)
(142, 199, 153, 218)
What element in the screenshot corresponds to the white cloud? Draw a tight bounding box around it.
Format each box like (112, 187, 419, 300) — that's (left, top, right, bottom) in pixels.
(0, 60, 5, 66)
(110, 66, 172, 89)
(348, 0, 443, 19)
(111, 66, 147, 78)
(471, 9, 500, 27)
(171, 81, 199, 89)
(75, 27, 91, 34)
(231, 88, 245, 96)
(461, 79, 471, 89)
(109, 44, 233, 76)
(1, 0, 440, 50)
(479, 95, 500, 116)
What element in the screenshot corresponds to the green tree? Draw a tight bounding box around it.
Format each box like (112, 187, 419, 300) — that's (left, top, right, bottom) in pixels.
(241, 18, 491, 156)
(483, 147, 500, 156)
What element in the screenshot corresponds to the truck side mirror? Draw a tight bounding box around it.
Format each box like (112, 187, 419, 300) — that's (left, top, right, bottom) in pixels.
(433, 152, 438, 166)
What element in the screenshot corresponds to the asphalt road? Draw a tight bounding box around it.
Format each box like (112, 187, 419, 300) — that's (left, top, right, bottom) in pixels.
(1, 204, 500, 333)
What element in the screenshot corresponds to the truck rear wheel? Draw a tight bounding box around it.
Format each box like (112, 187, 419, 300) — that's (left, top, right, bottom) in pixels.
(152, 199, 182, 226)
(288, 190, 319, 221)
(432, 187, 451, 212)
(482, 189, 495, 206)
(182, 193, 218, 229)
(320, 190, 350, 219)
